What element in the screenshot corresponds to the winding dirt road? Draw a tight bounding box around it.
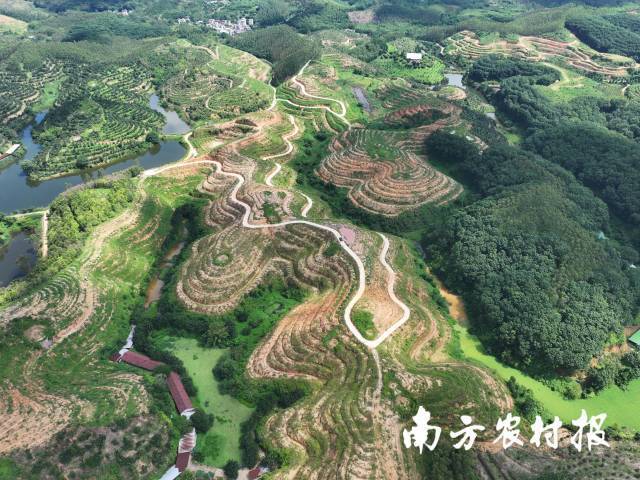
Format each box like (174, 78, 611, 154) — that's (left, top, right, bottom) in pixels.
(143, 159, 410, 349)
(141, 60, 410, 349)
(292, 61, 349, 119)
(183, 132, 197, 158)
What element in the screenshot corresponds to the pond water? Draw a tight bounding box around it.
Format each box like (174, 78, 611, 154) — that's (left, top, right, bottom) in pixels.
(21, 110, 47, 162)
(0, 97, 188, 215)
(445, 73, 465, 89)
(149, 94, 191, 135)
(0, 141, 186, 214)
(144, 239, 186, 308)
(144, 278, 165, 308)
(0, 232, 37, 286)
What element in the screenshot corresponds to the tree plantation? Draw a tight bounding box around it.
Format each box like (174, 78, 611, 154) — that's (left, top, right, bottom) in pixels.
(1, 0, 640, 479)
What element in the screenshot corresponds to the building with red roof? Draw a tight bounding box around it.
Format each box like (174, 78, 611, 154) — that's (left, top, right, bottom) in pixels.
(111, 342, 199, 480)
(120, 351, 164, 371)
(248, 467, 269, 480)
(175, 452, 191, 472)
(248, 468, 261, 480)
(167, 371, 194, 415)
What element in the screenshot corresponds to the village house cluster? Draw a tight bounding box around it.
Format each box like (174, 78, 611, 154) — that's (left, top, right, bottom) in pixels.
(177, 16, 254, 35)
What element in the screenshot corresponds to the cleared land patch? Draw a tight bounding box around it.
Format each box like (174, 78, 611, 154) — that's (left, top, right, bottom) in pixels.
(0, 14, 27, 33)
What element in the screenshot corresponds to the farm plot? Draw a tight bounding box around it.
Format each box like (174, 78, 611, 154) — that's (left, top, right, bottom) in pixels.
(0, 34, 546, 480)
(25, 64, 164, 179)
(178, 176, 353, 314)
(0, 60, 64, 125)
(316, 127, 462, 216)
(153, 42, 272, 125)
(447, 30, 638, 77)
(248, 294, 391, 478)
(164, 144, 412, 477)
(347, 229, 403, 334)
(0, 174, 202, 469)
(290, 55, 381, 123)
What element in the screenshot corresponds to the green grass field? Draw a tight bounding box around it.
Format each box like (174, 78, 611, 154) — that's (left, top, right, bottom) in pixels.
(167, 336, 254, 467)
(456, 325, 640, 431)
(32, 78, 64, 112)
(537, 63, 623, 103)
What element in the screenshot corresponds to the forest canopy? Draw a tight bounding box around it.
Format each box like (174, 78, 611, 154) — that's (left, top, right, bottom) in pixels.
(230, 25, 320, 84)
(424, 133, 639, 372)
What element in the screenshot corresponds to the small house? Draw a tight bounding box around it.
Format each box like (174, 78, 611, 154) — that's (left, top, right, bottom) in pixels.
(167, 371, 195, 416)
(629, 329, 640, 349)
(406, 52, 423, 65)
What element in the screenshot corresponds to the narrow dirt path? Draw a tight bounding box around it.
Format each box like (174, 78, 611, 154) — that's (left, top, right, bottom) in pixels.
(263, 114, 299, 187)
(277, 98, 351, 128)
(299, 192, 313, 218)
(183, 132, 197, 158)
(264, 162, 281, 187)
(143, 159, 410, 350)
(6, 210, 48, 219)
(41, 210, 48, 258)
(263, 114, 299, 162)
(192, 44, 219, 61)
(292, 61, 348, 118)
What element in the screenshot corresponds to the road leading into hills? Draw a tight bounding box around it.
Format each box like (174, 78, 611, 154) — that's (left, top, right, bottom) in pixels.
(143, 159, 410, 349)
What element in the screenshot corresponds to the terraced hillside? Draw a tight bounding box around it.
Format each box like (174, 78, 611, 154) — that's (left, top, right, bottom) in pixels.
(317, 128, 461, 215)
(0, 60, 64, 125)
(25, 63, 163, 178)
(153, 42, 272, 124)
(0, 171, 208, 477)
(4, 26, 636, 479)
(8, 38, 273, 180)
(447, 30, 638, 77)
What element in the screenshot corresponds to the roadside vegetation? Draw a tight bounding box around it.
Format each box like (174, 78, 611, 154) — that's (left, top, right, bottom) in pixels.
(2, 1, 640, 479)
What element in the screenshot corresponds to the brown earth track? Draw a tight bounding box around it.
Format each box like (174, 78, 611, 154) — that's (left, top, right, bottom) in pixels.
(0, 186, 149, 454)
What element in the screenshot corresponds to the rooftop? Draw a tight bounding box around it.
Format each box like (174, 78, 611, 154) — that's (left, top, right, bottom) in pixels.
(167, 371, 193, 413)
(629, 329, 640, 347)
(120, 351, 164, 371)
(175, 452, 191, 472)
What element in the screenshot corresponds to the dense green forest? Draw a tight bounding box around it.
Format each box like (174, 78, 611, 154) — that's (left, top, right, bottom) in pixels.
(416, 53, 640, 375)
(424, 132, 639, 372)
(230, 25, 320, 84)
(471, 55, 640, 241)
(527, 123, 640, 231)
(34, 0, 133, 13)
(566, 14, 640, 61)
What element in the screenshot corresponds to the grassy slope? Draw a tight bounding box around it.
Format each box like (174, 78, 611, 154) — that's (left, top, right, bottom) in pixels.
(31, 78, 64, 112)
(167, 336, 254, 467)
(457, 325, 640, 430)
(537, 63, 623, 102)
